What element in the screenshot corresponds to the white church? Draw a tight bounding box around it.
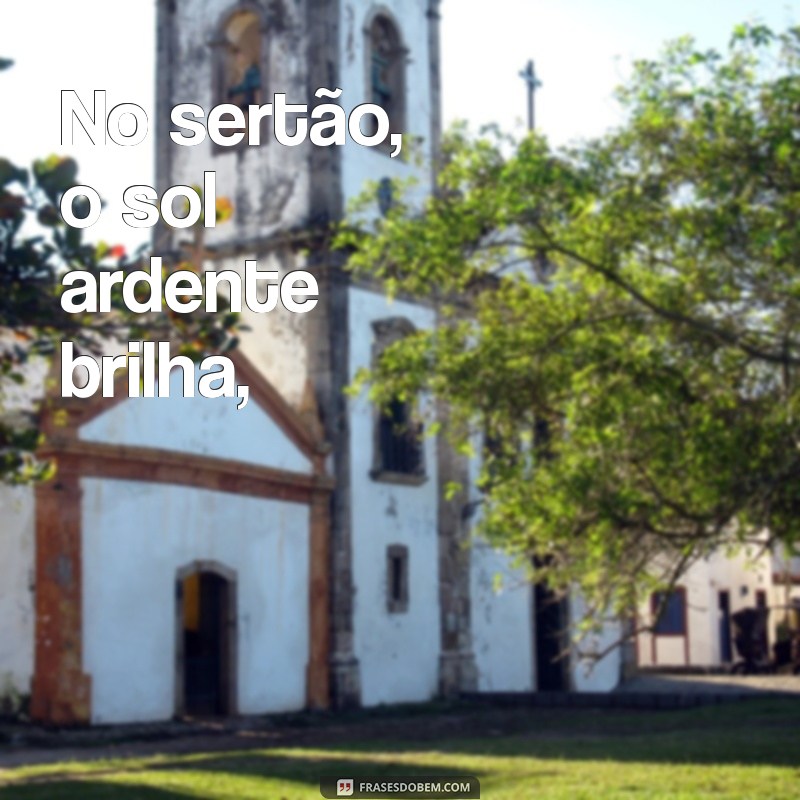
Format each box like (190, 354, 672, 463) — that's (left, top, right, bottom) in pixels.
(1, 0, 794, 727)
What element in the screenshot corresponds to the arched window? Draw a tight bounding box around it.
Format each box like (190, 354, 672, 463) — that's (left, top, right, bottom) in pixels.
(377, 397, 422, 475)
(366, 12, 406, 137)
(209, 5, 268, 148)
(223, 10, 263, 108)
(370, 318, 425, 483)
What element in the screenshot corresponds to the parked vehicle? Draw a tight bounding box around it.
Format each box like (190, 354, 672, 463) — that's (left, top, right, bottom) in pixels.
(732, 602, 800, 675)
(731, 607, 771, 674)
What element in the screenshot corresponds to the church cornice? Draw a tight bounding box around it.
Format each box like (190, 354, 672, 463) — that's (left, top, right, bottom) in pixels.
(40, 438, 333, 504)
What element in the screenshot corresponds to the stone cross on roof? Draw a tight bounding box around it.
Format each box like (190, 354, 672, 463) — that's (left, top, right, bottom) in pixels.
(519, 59, 542, 132)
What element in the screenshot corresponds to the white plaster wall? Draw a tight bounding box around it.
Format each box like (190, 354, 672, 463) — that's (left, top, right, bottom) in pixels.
(348, 287, 440, 705)
(339, 0, 435, 211)
(0, 485, 35, 698)
(466, 436, 617, 693)
(470, 541, 534, 691)
(638, 559, 712, 668)
(688, 559, 714, 666)
(80, 366, 311, 474)
(82, 479, 310, 724)
(699, 546, 773, 663)
(465, 430, 535, 692)
(202, 250, 311, 409)
(772, 545, 800, 582)
(650, 637, 687, 666)
(471, 545, 622, 693)
(638, 546, 773, 668)
(569, 594, 621, 692)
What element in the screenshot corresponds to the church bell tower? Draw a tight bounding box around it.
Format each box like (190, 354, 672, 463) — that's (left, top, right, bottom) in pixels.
(154, 0, 474, 710)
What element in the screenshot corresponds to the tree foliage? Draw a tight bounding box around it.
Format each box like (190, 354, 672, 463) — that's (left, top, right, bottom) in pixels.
(338, 24, 800, 622)
(0, 65, 238, 483)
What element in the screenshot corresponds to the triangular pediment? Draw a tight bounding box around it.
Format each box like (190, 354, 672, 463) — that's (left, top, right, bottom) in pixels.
(71, 350, 321, 475)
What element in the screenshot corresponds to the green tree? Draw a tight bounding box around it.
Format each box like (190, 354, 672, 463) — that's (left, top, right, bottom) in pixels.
(0, 62, 238, 484)
(338, 24, 800, 626)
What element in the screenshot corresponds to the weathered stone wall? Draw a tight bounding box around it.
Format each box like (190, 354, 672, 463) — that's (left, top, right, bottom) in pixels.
(0, 486, 35, 704)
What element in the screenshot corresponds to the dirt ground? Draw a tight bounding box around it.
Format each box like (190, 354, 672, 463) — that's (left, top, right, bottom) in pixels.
(2, 677, 799, 771)
(0, 706, 571, 769)
(4, 705, 560, 769)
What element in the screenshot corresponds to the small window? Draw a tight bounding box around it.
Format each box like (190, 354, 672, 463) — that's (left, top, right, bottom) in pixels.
(370, 318, 426, 484)
(366, 13, 406, 140)
(377, 398, 423, 476)
(534, 417, 551, 453)
(652, 589, 686, 635)
(386, 544, 409, 613)
(480, 429, 513, 493)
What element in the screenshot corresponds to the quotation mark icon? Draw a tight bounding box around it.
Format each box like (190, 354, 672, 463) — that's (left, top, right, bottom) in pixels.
(337, 778, 354, 797)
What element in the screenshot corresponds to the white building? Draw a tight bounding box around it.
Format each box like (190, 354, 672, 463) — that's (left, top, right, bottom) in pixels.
(637, 545, 800, 670)
(0, 0, 620, 726)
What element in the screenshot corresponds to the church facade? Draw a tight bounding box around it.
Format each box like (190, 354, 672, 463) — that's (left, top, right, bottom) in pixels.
(0, 0, 621, 726)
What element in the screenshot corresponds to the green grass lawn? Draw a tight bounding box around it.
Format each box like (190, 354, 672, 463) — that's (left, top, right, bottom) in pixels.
(1, 698, 799, 799)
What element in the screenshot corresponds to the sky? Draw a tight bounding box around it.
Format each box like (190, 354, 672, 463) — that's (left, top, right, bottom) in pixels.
(443, 0, 796, 141)
(1, 0, 796, 249)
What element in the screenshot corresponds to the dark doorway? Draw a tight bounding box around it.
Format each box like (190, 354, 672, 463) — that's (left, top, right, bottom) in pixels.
(179, 569, 234, 717)
(534, 580, 569, 691)
(718, 590, 732, 663)
(755, 589, 769, 656)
